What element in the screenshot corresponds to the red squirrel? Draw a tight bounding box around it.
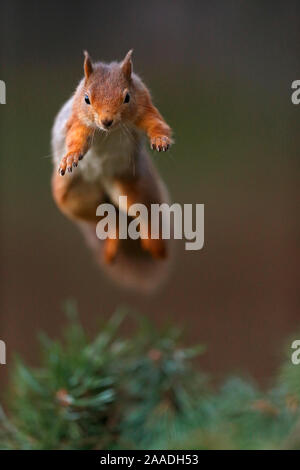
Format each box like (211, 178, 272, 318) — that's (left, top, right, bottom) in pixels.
(51, 50, 173, 291)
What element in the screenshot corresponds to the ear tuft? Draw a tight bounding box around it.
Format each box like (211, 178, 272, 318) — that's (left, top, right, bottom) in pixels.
(121, 49, 133, 80)
(83, 50, 93, 79)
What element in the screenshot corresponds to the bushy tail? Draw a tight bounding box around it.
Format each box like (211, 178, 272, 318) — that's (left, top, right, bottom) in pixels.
(78, 220, 173, 293)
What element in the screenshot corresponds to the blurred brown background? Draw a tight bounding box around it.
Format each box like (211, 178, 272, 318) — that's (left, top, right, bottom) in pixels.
(0, 0, 299, 391)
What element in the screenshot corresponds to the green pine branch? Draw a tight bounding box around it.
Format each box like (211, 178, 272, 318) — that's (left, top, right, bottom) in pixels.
(0, 304, 300, 450)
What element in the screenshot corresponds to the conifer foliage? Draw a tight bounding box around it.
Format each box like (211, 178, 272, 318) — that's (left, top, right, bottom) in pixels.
(1, 306, 300, 450)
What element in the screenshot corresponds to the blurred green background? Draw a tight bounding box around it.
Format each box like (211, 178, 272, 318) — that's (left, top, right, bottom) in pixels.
(0, 1, 299, 390)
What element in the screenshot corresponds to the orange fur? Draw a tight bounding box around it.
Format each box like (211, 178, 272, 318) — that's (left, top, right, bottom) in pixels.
(52, 172, 105, 223)
(58, 122, 93, 175)
(134, 88, 172, 152)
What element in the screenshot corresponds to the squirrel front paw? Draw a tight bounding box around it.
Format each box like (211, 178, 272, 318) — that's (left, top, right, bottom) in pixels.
(58, 152, 84, 176)
(150, 135, 170, 152)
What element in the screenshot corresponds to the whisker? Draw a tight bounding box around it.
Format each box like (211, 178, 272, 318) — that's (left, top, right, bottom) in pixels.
(120, 123, 136, 176)
(91, 128, 96, 146)
(121, 122, 135, 144)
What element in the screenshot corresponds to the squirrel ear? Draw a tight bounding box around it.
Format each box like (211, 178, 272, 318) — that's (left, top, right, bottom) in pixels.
(83, 50, 93, 79)
(121, 49, 133, 80)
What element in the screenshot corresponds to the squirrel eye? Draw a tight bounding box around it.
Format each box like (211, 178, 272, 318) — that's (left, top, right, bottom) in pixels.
(124, 93, 130, 103)
(84, 94, 91, 105)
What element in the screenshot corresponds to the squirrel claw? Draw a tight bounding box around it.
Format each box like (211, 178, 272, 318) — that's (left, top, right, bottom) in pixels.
(150, 136, 170, 152)
(59, 151, 83, 176)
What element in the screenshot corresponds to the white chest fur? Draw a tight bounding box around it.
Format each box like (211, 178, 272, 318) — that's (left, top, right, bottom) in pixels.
(78, 125, 137, 182)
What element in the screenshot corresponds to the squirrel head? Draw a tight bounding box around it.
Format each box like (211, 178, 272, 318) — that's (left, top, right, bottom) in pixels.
(81, 50, 134, 131)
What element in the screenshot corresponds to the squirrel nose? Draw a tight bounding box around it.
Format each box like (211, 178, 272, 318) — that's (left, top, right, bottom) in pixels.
(102, 119, 113, 128)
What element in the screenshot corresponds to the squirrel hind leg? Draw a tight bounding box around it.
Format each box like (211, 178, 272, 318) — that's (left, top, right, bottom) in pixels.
(51, 170, 106, 223)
